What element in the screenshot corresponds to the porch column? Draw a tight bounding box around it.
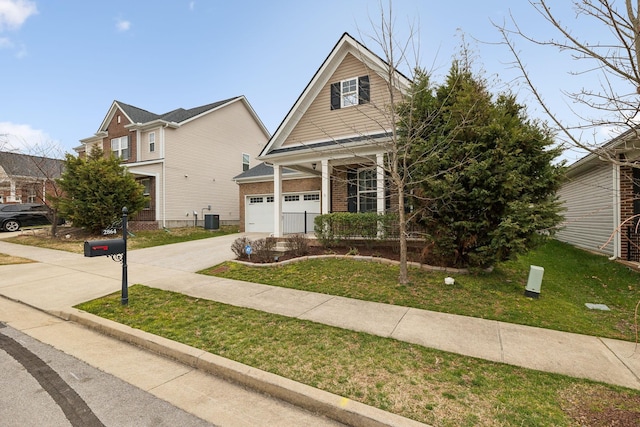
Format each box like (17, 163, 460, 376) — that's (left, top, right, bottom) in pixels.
(9, 180, 16, 202)
(376, 153, 385, 214)
(321, 159, 330, 214)
(273, 163, 283, 237)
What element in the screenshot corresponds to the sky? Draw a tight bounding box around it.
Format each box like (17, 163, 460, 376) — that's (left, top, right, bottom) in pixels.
(0, 0, 618, 163)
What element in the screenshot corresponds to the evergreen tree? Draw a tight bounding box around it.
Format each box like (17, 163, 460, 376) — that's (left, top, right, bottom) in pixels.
(406, 63, 564, 268)
(55, 146, 147, 233)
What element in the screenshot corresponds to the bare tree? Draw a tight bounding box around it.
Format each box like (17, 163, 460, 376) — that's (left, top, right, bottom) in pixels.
(496, 0, 640, 163)
(0, 138, 65, 235)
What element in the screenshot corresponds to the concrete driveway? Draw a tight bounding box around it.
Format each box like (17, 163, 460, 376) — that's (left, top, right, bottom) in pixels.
(127, 232, 268, 272)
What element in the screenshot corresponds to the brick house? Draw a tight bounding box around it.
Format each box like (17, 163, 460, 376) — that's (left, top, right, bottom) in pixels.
(234, 33, 410, 234)
(556, 128, 640, 261)
(0, 151, 63, 205)
(77, 97, 269, 229)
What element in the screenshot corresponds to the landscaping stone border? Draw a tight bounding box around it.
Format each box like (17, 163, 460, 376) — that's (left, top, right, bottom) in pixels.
(232, 254, 471, 274)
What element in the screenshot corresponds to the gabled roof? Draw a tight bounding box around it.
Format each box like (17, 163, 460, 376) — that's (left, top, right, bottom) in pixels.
(101, 97, 240, 131)
(258, 32, 411, 160)
(0, 151, 64, 179)
(88, 96, 269, 139)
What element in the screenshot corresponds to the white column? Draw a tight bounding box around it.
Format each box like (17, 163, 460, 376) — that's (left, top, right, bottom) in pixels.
(9, 180, 16, 202)
(273, 164, 283, 237)
(321, 159, 330, 214)
(376, 153, 385, 214)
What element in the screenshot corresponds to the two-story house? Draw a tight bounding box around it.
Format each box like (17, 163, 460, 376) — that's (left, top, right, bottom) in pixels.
(234, 33, 410, 235)
(77, 96, 269, 229)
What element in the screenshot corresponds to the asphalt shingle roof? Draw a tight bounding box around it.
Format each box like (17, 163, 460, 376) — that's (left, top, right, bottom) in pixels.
(233, 162, 298, 180)
(116, 97, 240, 125)
(0, 151, 64, 179)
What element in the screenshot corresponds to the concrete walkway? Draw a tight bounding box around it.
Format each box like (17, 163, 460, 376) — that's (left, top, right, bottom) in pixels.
(1, 233, 640, 424)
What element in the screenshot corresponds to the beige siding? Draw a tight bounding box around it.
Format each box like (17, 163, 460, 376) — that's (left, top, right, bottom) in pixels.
(556, 163, 616, 255)
(284, 53, 400, 146)
(163, 100, 267, 224)
(138, 128, 162, 162)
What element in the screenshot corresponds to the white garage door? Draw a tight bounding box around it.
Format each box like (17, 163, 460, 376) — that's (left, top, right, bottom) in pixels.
(245, 192, 320, 233)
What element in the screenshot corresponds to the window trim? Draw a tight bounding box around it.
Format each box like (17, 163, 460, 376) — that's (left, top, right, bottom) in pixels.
(148, 132, 155, 153)
(111, 136, 129, 160)
(341, 77, 358, 108)
(242, 153, 250, 172)
(357, 167, 377, 213)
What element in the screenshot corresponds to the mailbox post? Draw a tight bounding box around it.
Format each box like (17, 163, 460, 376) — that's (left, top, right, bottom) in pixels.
(121, 207, 128, 305)
(84, 207, 129, 305)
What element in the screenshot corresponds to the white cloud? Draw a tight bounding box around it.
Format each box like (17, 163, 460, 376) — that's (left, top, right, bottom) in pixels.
(0, 36, 12, 48)
(0, 0, 37, 31)
(0, 122, 59, 153)
(116, 18, 131, 32)
(189, 1, 195, 11)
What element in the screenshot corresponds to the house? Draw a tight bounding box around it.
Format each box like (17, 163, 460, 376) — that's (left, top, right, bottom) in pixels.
(77, 97, 269, 229)
(234, 33, 410, 235)
(0, 151, 64, 205)
(556, 128, 640, 261)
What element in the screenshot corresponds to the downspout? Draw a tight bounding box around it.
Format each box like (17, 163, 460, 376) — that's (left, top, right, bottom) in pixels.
(610, 163, 621, 260)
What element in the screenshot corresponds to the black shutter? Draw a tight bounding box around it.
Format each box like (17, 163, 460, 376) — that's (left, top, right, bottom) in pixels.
(347, 169, 357, 213)
(330, 82, 341, 110)
(358, 75, 370, 104)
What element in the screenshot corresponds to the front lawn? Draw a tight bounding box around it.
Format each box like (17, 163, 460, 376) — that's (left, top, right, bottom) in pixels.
(201, 240, 640, 341)
(77, 285, 640, 426)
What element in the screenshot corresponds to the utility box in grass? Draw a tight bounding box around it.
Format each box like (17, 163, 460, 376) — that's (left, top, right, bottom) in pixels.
(525, 265, 544, 298)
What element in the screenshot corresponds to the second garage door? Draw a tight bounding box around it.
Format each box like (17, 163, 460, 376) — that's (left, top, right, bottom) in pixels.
(245, 192, 320, 233)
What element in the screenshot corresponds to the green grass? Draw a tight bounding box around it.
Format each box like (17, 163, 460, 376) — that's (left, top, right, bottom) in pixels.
(77, 285, 640, 426)
(201, 240, 640, 341)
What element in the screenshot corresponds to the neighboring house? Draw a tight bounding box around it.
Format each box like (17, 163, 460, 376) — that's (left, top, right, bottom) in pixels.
(0, 151, 64, 205)
(77, 97, 269, 229)
(556, 128, 640, 261)
(234, 33, 410, 235)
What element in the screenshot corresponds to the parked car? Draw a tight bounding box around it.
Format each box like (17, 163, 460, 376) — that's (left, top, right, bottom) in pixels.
(0, 203, 61, 232)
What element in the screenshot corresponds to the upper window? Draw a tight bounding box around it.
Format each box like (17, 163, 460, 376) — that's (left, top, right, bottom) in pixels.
(330, 75, 370, 110)
(242, 153, 250, 171)
(149, 132, 155, 153)
(111, 136, 129, 160)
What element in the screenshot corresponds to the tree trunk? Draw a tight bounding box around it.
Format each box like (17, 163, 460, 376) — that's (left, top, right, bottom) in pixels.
(397, 182, 408, 284)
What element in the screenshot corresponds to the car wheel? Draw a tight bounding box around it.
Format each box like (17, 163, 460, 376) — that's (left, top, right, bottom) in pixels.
(3, 220, 20, 232)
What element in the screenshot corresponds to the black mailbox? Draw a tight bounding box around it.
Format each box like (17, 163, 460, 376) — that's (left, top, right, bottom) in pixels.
(84, 239, 126, 257)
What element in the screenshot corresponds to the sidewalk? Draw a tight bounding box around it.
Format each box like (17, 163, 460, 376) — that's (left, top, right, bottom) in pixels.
(1, 235, 640, 421)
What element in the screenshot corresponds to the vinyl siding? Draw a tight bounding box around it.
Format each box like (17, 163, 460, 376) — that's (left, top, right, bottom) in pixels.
(138, 128, 162, 162)
(283, 53, 400, 146)
(556, 163, 616, 255)
(163, 100, 267, 224)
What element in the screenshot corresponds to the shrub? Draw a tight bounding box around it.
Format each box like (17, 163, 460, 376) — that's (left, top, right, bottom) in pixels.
(286, 234, 309, 257)
(251, 238, 276, 263)
(231, 236, 252, 259)
(314, 212, 397, 246)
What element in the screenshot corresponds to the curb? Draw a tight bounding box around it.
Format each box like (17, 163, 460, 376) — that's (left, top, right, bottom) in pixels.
(53, 308, 430, 427)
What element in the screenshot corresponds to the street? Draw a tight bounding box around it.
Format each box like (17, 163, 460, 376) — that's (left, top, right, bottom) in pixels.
(0, 321, 215, 427)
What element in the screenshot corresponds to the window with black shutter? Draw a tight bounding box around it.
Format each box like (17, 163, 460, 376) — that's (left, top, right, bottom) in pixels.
(330, 75, 370, 110)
